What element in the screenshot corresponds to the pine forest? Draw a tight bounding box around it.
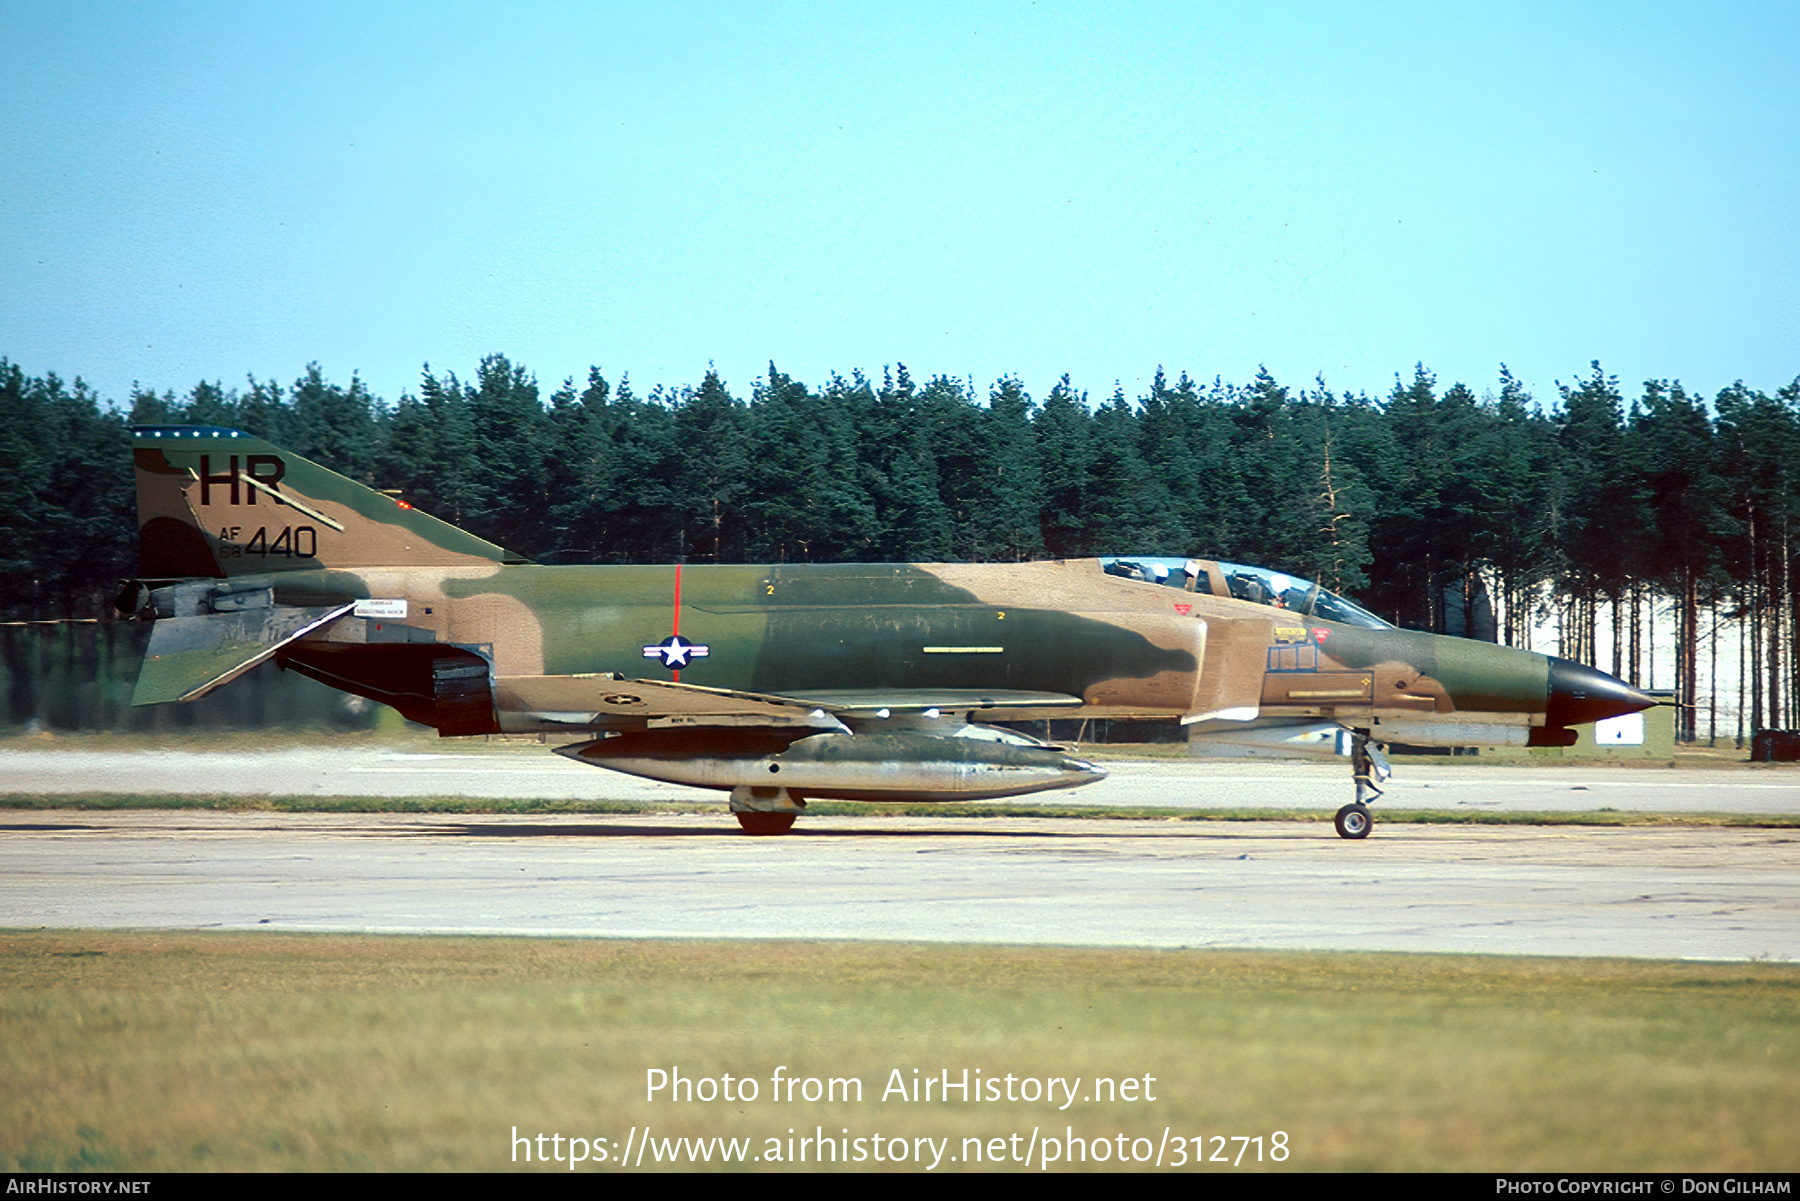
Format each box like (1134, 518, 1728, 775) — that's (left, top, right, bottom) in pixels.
(4, 353, 1797, 743)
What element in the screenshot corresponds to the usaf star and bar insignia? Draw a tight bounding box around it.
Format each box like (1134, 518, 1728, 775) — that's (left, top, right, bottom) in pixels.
(643, 635, 710, 669)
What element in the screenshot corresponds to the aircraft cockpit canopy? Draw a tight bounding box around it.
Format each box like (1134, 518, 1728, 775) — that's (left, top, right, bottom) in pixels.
(1098, 556, 1392, 630)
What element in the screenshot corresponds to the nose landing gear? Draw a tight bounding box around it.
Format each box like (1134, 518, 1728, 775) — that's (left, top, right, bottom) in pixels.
(1336, 732, 1390, 839)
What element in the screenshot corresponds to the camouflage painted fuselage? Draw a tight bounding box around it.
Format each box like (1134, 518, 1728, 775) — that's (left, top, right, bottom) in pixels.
(123, 426, 1653, 829)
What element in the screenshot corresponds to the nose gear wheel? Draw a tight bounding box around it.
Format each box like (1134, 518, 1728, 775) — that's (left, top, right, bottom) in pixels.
(1334, 802, 1372, 839)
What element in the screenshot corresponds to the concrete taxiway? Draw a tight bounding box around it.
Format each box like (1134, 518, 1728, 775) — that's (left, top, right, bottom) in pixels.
(4, 745, 1798, 813)
(3, 745, 1797, 960)
(2, 811, 1796, 959)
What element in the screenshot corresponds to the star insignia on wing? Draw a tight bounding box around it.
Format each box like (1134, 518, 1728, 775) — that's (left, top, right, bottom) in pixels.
(643, 635, 710, 669)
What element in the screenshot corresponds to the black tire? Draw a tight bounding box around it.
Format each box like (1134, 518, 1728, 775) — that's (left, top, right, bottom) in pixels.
(1334, 803, 1372, 840)
(736, 811, 797, 835)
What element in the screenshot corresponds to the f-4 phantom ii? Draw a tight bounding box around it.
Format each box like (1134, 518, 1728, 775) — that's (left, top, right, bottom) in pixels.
(121, 426, 1654, 838)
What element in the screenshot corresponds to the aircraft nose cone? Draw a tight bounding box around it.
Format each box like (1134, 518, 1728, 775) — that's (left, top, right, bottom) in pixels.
(1545, 658, 1657, 727)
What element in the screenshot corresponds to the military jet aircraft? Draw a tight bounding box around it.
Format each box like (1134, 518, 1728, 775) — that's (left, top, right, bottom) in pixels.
(121, 425, 1654, 837)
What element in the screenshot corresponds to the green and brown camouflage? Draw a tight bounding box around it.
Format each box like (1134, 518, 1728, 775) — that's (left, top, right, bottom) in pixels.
(123, 426, 1655, 837)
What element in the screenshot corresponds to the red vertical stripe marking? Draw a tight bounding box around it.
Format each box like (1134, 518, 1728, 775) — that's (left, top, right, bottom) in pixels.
(671, 563, 682, 681)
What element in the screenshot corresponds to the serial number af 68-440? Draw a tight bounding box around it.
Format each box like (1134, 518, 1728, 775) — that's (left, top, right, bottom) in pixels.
(215, 525, 320, 560)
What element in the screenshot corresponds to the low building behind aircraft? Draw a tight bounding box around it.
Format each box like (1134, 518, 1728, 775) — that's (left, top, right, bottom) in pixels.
(120, 426, 1655, 837)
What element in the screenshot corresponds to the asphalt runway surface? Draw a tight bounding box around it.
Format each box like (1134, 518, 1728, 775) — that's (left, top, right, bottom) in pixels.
(3, 746, 1797, 960)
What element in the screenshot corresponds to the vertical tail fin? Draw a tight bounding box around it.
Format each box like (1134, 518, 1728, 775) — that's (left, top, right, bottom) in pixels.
(131, 425, 521, 578)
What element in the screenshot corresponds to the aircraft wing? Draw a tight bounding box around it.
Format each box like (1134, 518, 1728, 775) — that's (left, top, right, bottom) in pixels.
(493, 676, 1083, 734)
(496, 676, 848, 732)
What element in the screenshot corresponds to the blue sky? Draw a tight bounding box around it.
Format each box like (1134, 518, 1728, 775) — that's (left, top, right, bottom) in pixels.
(4, 1, 1796, 410)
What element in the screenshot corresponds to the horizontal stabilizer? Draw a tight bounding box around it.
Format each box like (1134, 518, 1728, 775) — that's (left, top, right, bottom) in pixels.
(132, 603, 354, 705)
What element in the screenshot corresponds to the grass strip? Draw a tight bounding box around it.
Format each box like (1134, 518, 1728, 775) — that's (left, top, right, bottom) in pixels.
(2, 931, 1795, 1172)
